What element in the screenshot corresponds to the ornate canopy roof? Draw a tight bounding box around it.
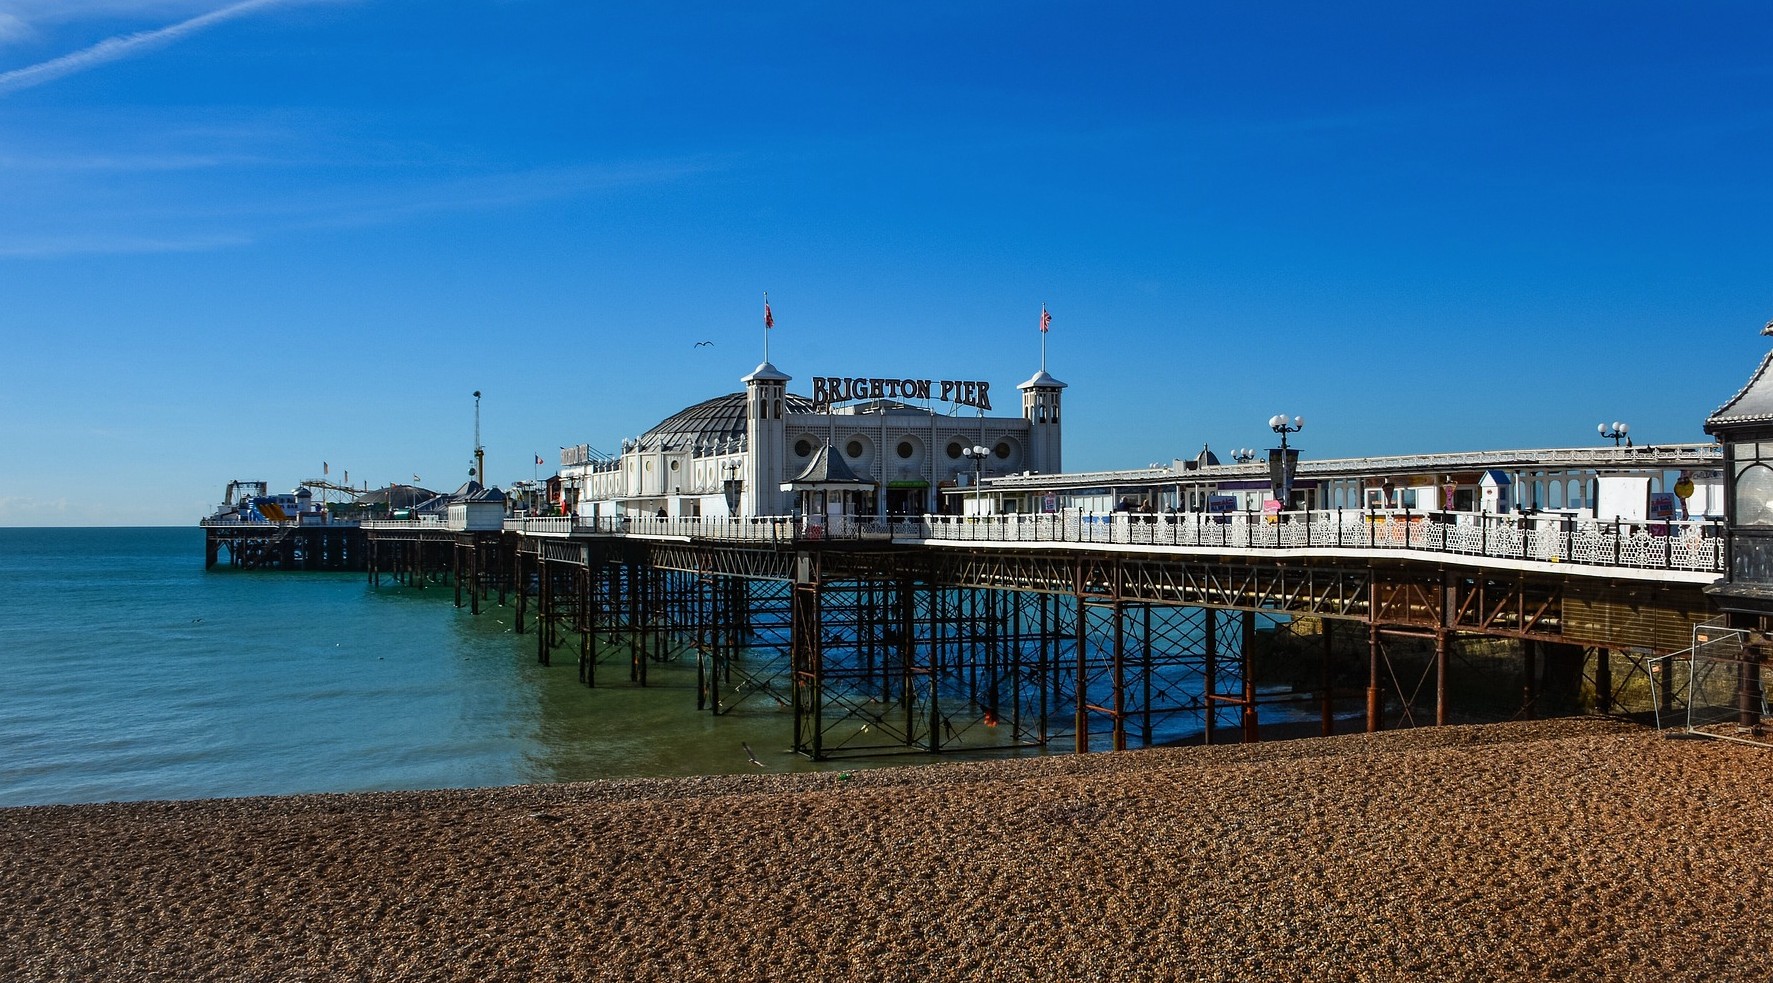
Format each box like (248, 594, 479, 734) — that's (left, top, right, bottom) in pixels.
(1708, 343, 1773, 434)
(636, 391, 817, 453)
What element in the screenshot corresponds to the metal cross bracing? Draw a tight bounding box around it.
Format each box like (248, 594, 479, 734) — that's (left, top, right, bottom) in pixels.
(1071, 598, 1252, 752)
(936, 548, 1377, 619)
(766, 546, 1268, 760)
(785, 563, 1071, 759)
(205, 525, 366, 571)
(450, 532, 513, 616)
(688, 575, 793, 715)
(365, 530, 457, 588)
(431, 528, 1729, 761)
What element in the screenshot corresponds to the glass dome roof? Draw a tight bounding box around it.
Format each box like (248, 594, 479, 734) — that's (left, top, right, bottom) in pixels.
(636, 391, 816, 453)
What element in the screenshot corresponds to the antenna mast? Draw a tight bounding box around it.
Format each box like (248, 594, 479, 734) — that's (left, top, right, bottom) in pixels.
(472, 390, 485, 482)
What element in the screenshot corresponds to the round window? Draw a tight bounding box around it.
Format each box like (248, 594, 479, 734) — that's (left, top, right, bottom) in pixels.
(947, 442, 963, 460)
(794, 438, 814, 457)
(995, 442, 1012, 460)
(897, 441, 915, 459)
(846, 440, 865, 459)
(669, 460, 680, 471)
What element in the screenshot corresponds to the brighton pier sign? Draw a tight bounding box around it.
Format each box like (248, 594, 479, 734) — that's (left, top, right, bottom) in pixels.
(810, 376, 992, 412)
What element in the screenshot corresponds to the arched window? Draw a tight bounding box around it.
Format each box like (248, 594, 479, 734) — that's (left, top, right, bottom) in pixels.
(1736, 462, 1773, 526)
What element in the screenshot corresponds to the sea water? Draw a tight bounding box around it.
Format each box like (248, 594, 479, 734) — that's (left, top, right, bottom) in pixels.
(0, 528, 1288, 808)
(0, 527, 832, 807)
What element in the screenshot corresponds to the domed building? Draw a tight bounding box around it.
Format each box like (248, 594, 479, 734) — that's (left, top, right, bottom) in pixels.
(568, 358, 1065, 519)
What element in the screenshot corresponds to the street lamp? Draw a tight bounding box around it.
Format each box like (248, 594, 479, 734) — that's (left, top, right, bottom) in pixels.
(1267, 415, 1304, 507)
(1269, 414, 1304, 449)
(1598, 421, 1632, 447)
(1230, 448, 1257, 464)
(722, 461, 744, 514)
(961, 444, 990, 515)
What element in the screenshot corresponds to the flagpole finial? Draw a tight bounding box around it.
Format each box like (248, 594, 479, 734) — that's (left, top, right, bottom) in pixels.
(763, 292, 774, 363)
(1039, 304, 1050, 371)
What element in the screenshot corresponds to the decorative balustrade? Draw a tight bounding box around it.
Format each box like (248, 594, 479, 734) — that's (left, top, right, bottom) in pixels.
(497, 508, 1723, 575)
(360, 515, 453, 530)
(894, 509, 1723, 575)
(505, 514, 797, 543)
(201, 514, 358, 528)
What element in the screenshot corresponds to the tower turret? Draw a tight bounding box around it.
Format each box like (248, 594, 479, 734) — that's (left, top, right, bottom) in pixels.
(1018, 368, 1066, 475)
(742, 361, 791, 515)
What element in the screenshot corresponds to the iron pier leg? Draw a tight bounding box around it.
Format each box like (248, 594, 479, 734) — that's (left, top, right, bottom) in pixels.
(536, 558, 550, 666)
(1241, 609, 1259, 743)
(1322, 618, 1336, 737)
(1436, 631, 1450, 726)
(1738, 644, 1764, 735)
(1522, 639, 1537, 719)
(580, 569, 594, 687)
(470, 542, 481, 616)
(1203, 608, 1218, 745)
(1595, 647, 1613, 715)
(1366, 620, 1383, 733)
(1111, 600, 1127, 752)
(1140, 604, 1153, 748)
(1074, 592, 1089, 754)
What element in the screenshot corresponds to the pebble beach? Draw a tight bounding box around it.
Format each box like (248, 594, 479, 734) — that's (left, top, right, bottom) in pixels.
(4, 717, 1771, 982)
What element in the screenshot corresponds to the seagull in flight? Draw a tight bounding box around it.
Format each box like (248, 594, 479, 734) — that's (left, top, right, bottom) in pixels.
(695, 340, 714, 347)
(742, 742, 765, 768)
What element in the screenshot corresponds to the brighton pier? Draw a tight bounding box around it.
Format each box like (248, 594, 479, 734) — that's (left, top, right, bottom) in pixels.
(200, 337, 1773, 759)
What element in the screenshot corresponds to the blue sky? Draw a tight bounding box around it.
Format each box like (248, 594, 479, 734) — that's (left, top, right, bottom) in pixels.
(3, 1, 1771, 526)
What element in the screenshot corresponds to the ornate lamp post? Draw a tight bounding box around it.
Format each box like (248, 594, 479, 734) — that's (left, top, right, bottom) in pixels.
(1598, 421, 1632, 447)
(1230, 448, 1257, 464)
(722, 462, 744, 515)
(1267, 415, 1304, 507)
(961, 444, 990, 515)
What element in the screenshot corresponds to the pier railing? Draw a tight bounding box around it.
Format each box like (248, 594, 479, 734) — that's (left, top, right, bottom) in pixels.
(895, 509, 1724, 575)
(506, 514, 798, 543)
(501, 509, 1723, 576)
(201, 515, 359, 528)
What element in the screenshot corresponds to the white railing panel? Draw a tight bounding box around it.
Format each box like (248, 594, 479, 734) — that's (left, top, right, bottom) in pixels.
(491, 509, 1722, 575)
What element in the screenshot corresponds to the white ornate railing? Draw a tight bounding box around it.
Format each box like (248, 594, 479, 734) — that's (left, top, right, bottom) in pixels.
(505, 514, 798, 543)
(361, 515, 452, 530)
(201, 515, 357, 528)
(894, 510, 1723, 574)
(500, 509, 1723, 575)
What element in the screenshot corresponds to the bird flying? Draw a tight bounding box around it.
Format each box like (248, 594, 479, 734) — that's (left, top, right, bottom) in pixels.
(742, 742, 765, 768)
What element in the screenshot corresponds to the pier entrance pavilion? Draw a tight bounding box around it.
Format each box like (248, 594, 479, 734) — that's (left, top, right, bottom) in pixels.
(563, 358, 1065, 522)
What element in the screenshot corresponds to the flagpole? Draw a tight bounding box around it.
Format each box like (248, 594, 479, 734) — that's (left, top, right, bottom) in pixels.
(763, 291, 771, 363)
(1040, 304, 1048, 372)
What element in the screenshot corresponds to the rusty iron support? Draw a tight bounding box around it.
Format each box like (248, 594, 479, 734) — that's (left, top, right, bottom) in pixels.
(1436, 630, 1449, 726)
(1367, 617, 1382, 733)
(1522, 638, 1537, 718)
(1241, 609, 1259, 743)
(1595, 647, 1613, 715)
(1203, 606, 1218, 744)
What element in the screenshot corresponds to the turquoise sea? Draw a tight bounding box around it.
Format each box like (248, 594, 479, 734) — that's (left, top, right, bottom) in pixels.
(0, 527, 832, 807)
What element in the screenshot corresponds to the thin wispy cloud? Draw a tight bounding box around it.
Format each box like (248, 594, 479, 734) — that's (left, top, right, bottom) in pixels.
(0, 0, 333, 95)
(0, 230, 253, 258)
(0, 156, 725, 257)
(0, 14, 28, 45)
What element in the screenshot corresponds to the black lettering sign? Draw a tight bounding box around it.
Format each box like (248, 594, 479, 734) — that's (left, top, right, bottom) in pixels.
(808, 375, 993, 412)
